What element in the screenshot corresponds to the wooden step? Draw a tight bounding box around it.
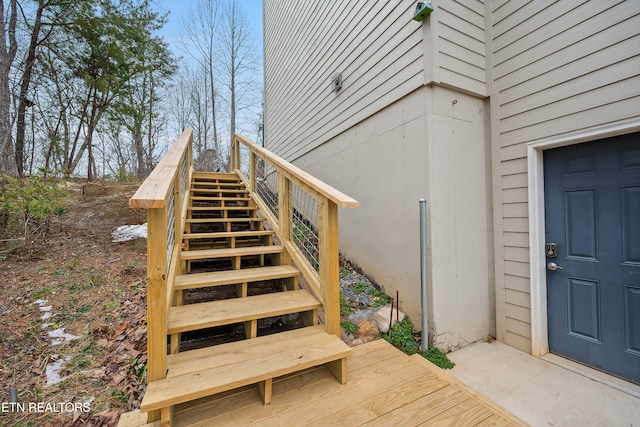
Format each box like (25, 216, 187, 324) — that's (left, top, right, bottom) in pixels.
(168, 289, 319, 334)
(192, 171, 240, 180)
(192, 182, 245, 188)
(189, 196, 251, 202)
(185, 217, 266, 224)
(188, 206, 258, 212)
(191, 188, 248, 194)
(181, 245, 283, 261)
(140, 326, 351, 413)
(182, 230, 274, 240)
(174, 265, 300, 291)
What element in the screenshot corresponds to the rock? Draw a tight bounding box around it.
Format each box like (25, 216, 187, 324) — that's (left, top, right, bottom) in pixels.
(350, 338, 364, 346)
(370, 305, 405, 333)
(353, 320, 379, 343)
(347, 308, 376, 324)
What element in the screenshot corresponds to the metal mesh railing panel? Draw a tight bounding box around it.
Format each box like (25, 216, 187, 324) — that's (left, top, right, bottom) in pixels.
(256, 159, 279, 224)
(166, 187, 175, 273)
(289, 182, 319, 272)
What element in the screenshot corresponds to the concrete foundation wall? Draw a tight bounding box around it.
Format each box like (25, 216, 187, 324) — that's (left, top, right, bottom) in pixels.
(293, 86, 492, 351)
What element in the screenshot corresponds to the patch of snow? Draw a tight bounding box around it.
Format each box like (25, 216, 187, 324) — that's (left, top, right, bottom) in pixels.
(34, 299, 48, 305)
(41, 312, 53, 321)
(112, 223, 147, 242)
(46, 354, 71, 386)
(49, 327, 80, 345)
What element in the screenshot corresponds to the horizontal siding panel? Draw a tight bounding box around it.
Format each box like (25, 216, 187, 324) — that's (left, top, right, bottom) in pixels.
(500, 157, 527, 175)
(505, 302, 531, 324)
(490, 0, 533, 26)
(504, 217, 528, 233)
(505, 246, 530, 263)
(438, 36, 485, 70)
(500, 36, 640, 109)
(286, 56, 424, 160)
(442, 0, 485, 30)
(438, 5, 485, 43)
(502, 187, 527, 204)
(504, 260, 530, 278)
(495, 1, 633, 72)
(436, 0, 487, 95)
(499, 143, 526, 160)
(494, 0, 586, 54)
(506, 316, 532, 339)
(438, 68, 487, 97)
(506, 289, 531, 309)
(503, 202, 528, 218)
(281, 33, 422, 148)
(505, 274, 531, 293)
(502, 55, 640, 121)
(502, 172, 527, 189)
(503, 232, 529, 248)
(505, 331, 532, 353)
(265, 1, 423, 159)
(501, 96, 640, 146)
(501, 75, 640, 134)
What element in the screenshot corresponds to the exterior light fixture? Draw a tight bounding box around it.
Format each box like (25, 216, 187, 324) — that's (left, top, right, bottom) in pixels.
(413, 1, 434, 21)
(331, 73, 342, 93)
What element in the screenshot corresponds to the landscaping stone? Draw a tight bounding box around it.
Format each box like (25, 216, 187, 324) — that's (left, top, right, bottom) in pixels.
(370, 304, 405, 333)
(347, 307, 376, 324)
(353, 320, 379, 343)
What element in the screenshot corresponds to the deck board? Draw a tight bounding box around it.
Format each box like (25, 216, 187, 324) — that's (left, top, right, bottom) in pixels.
(118, 340, 529, 426)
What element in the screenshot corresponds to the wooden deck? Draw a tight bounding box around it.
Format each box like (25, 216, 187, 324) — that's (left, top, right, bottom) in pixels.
(119, 339, 528, 426)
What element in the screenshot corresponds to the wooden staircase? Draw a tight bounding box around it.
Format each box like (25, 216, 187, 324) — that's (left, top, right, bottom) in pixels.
(127, 131, 358, 426)
(138, 171, 351, 423)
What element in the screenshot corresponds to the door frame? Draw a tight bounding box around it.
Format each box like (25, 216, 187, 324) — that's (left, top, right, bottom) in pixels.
(527, 119, 640, 357)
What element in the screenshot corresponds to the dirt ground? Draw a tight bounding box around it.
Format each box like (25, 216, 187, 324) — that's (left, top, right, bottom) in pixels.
(1, 180, 149, 427)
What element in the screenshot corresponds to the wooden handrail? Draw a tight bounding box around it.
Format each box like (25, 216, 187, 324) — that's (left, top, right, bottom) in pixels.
(231, 134, 359, 337)
(232, 134, 359, 209)
(130, 129, 193, 209)
(129, 128, 193, 423)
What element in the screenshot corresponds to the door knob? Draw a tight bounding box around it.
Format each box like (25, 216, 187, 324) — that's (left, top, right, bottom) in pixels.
(547, 262, 563, 271)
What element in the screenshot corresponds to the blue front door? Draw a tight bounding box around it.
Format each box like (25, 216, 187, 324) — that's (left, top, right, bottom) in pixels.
(544, 133, 640, 384)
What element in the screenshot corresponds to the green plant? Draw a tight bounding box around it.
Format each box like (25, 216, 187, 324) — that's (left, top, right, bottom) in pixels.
(382, 317, 455, 369)
(352, 281, 368, 293)
(339, 292, 352, 317)
(367, 287, 390, 307)
(340, 320, 359, 335)
(0, 173, 67, 245)
(110, 389, 131, 404)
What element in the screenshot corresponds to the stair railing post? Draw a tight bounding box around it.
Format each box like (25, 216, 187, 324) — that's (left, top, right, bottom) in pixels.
(319, 199, 340, 336)
(145, 204, 168, 422)
(278, 172, 290, 237)
(249, 151, 256, 193)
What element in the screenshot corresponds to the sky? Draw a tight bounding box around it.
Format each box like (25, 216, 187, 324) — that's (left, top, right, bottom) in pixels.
(152, 0, 265, 145)
(154, 0, 264, 65)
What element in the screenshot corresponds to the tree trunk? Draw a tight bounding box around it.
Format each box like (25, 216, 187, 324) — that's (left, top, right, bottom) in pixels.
(15, 0, 45, 177)
(0, 0, 18, 175)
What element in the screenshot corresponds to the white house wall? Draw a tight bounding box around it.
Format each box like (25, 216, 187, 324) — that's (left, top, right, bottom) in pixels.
(489, 0, 640, 353)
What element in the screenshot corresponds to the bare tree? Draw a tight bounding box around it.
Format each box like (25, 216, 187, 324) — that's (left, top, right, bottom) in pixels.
(180, 0, 220, 165)
(217, 0, 259, 168)
(0, 0, 18, 175)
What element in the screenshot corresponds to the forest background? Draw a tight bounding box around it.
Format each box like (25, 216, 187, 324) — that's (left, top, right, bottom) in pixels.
(0, 0, 263, 182)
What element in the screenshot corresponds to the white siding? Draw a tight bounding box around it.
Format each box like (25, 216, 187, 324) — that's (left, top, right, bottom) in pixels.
(490, 0, 640, 352)
(264, 0, 423, 161)
(264, 0, 488, 162)
(435, 0, 487, 95)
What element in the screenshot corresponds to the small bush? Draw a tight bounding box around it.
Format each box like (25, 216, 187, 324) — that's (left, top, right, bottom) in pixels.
(0, 173, 67, 248)
(382, 316, 455, 369)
